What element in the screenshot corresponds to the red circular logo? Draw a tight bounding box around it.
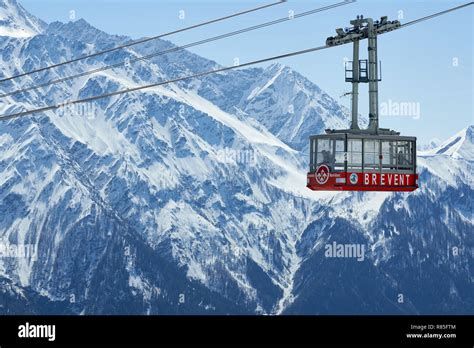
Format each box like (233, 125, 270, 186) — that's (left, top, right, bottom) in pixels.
(315, 165, 330, 185)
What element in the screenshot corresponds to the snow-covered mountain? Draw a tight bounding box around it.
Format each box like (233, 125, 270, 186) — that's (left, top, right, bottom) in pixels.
(0, 0, 472, 315)
(0, 0, 45, 38)
(421, 126, 473, 161)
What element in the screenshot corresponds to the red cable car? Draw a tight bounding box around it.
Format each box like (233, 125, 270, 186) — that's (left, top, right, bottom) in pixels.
(307, 132, 418, 192)
(307, 16, 418, 192)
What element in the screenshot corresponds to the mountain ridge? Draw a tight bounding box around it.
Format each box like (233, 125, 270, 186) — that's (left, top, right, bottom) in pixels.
(0, 0, 46, 38)
(420, 125, 473, 161)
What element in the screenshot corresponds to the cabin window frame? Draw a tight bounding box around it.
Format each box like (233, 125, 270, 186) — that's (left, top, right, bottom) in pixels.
(310, 135, 416, 175)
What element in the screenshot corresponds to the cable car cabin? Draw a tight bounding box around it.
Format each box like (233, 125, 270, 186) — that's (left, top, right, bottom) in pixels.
(307, 133, 418, 192)
(307, 15, 420, 192)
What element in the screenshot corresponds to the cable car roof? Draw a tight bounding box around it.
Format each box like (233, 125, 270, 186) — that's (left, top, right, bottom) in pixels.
(309, 134, 417, 141)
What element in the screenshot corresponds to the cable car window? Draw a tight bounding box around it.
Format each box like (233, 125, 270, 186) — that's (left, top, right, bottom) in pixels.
(334, 139, 345, 171)
(364, 139, 379, 170)
(408, 141, 414, 166)
(396, 141, 411, 169)
(381, 140, 397, 171)
(310, 138, 317, 171)
(348, 139, 362, 170)
(316, 139, 334, 169)
(315, 138, 344, 172)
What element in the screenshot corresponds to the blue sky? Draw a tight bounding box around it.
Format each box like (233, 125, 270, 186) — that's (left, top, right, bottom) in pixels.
(20, 0, 473, 144)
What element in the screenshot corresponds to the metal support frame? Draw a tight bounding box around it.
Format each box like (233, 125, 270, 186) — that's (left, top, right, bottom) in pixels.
(326, 16, 401, 136)
(367, 18, 379, 133)
(351, 39, 360, 130)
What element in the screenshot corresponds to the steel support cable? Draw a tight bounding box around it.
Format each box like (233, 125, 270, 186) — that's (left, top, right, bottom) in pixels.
(0, 0, 286, 83)
(400, 2, 473, 28)
(0, 0, 355, 99)
(0, 2, 472, 121)
(0, 45, 329, 121)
